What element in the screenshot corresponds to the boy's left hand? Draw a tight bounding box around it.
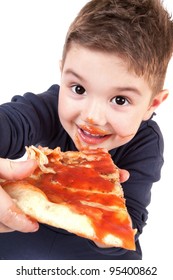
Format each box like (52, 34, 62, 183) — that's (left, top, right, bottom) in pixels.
(119, 168, 129, 183)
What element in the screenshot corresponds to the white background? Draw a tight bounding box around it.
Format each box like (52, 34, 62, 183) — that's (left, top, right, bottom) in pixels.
(0, 0, 172, 264)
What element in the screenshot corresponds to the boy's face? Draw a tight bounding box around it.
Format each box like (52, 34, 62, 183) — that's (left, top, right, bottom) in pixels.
(59, 44, 167, 151)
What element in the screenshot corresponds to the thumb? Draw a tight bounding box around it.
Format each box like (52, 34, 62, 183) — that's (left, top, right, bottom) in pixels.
(0, 185, 39, 233)
(119, 168, 130, 183)
(0, 158, 37, 180)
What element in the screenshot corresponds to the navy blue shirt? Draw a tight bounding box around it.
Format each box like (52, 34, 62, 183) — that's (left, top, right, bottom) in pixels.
(0, 85, 164, 259)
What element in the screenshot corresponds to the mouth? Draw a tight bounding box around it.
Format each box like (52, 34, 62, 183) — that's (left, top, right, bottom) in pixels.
(77, 125, 111, 145)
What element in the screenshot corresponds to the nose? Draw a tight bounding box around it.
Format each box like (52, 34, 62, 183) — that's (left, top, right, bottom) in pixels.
(81, 99, 107, 126)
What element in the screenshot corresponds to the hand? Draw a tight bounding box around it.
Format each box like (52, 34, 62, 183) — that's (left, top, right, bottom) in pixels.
(119, 168, 130, 183)
(0, 158, 39, 233)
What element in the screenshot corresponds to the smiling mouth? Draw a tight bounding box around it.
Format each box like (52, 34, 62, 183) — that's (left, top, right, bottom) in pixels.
(77, 126, 111, 145)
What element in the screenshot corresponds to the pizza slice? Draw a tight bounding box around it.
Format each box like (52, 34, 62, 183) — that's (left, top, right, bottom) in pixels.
(1, 145, 137, 250)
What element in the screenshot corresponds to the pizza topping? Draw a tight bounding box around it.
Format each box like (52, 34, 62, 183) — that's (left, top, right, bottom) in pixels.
(25, 146, 136, 248)
(2, 145, 136, 250)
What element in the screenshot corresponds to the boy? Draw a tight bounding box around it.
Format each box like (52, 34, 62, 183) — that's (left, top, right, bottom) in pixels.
(0, 0, 173, 259)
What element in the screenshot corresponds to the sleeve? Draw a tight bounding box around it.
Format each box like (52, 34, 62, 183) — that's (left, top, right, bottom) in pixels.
(87, 120, 164, 257)
(0, 84, 60, 159)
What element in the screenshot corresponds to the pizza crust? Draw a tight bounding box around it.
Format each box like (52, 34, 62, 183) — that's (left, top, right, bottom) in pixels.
(3, 182, 123, 247)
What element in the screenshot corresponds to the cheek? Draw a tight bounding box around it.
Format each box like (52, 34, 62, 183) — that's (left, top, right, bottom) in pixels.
(58, 96, 68, 123)
(58, 90, 78, 125)
(110, 114, 141, 137)
(58, 90, 69, 125)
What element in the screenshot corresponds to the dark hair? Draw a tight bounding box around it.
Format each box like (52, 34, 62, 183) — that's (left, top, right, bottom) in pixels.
(62, 0, 173, 94)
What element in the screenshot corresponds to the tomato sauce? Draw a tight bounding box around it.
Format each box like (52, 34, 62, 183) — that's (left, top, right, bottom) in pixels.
(26, 149, 135, 248)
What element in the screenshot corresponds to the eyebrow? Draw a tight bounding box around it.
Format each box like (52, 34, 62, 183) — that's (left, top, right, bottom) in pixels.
(64, 69, 87, 82)
(115, 87, 142, 96)
(64, 68, 142, 96)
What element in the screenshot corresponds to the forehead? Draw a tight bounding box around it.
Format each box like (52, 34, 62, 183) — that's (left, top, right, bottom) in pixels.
(63, 43, 132, 80)
(62, 43, 152, 95)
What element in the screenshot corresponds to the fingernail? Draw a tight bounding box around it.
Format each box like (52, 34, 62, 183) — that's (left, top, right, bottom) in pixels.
(30, 221, 39, 232)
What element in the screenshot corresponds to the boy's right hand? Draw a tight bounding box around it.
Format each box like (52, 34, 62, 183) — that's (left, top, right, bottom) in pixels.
(0, 158, 39, 233)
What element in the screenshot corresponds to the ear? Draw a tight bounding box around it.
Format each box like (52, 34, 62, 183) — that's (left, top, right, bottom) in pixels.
(143, 89, 169, 121)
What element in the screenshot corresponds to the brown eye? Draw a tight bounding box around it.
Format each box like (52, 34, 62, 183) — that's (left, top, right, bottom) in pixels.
(116, 96, 126, 105)
(111, 96, 129, 105)
(72, 85, 86, 95)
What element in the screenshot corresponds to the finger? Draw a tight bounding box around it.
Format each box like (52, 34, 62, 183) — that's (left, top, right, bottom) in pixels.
(0, 204, 39, 233)
(119, 169, 130, 183)
(0, 158, 37, 180)
(0, 222, 14, 233)
(0, 186, 39, 232)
